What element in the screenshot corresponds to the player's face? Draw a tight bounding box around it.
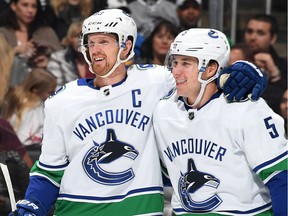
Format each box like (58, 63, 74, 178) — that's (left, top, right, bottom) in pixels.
(244, 20, 275, 54)
(11, 0, 38, 25)
(171, 55, 200, 99)
(87, 33, 119, 76)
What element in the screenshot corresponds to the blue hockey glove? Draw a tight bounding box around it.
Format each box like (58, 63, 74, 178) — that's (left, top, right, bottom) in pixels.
(218, 60, 267, 102)
(9, 198, 46, 216)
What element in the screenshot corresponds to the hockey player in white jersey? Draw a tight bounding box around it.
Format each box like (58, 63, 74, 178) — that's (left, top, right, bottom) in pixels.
(10, 9, 270, 216)
(153, 28, 287, 215)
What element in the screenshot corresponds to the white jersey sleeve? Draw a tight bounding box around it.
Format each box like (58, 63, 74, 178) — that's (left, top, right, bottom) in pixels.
(232, 99, 287, 176)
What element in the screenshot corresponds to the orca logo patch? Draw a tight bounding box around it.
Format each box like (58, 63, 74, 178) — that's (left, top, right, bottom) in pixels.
(83, 129, 139, 185)
(178, 158, 222, 212)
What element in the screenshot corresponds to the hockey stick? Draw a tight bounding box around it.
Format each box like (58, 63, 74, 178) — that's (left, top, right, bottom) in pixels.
(0, 163, 18, 216)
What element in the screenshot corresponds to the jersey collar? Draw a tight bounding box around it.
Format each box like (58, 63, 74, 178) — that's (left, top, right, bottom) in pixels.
(179, 90, 222, 112)
(77, 76, 128, 90)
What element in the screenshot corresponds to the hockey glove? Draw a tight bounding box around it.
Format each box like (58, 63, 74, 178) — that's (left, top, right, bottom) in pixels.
(218, 60, 267, 102)
(9, 197, 46, 216)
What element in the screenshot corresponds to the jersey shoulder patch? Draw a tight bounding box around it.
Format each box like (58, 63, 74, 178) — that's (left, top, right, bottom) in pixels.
(48, 85, 66, 99)
(161, 87, 177, 100)
(135, 64, 157, 70)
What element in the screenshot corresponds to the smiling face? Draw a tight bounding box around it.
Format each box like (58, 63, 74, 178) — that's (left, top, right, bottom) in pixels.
(171, 55, 200, 99)
(11, 0, 38, 26)
(87, 33, 119, 77)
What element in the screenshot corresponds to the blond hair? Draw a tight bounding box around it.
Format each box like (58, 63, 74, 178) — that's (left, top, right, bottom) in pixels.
(2, 68, 56, 129)
(0, 35, 14, 106)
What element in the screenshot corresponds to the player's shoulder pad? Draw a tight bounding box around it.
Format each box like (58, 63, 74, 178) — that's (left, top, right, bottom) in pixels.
(131, 63, 164, 72)
(47, 85, 66, 100)
(47, 78, 83, 100)
(161, 87, 177, 100)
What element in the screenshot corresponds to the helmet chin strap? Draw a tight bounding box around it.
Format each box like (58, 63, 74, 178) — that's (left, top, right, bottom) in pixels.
(189, 82, 206, 108)
(89, 46, 126, 78)
(186, 67, 218, 108)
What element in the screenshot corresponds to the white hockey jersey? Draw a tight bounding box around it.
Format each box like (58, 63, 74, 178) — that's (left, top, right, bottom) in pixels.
(153, 91, 287, 215)
(32, 64, 175, 215)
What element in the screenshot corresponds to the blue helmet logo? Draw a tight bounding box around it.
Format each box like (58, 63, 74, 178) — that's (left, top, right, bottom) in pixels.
(208, 29, 219, 39)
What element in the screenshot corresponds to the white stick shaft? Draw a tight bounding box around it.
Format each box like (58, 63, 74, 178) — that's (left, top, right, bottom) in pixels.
(0, 163, 17, 211)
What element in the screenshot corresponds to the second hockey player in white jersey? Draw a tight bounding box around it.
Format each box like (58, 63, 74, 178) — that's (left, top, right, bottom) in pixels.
(153, 28, 287, 215)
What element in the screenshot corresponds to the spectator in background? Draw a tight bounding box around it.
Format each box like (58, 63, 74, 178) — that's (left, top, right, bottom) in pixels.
(0, 0, 62, 59)
(47, 21, 95, 90)
(50, 0, 95, 42)
(176, 0, 201, 31)
(228, 43, 251, 65)
(244, 14, 287, 115)
(134, 19, 178, 66)
(280, 89, 288, 137)
(2, 68, 56, 155)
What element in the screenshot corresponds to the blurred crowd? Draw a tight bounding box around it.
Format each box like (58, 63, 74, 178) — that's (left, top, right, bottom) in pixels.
(0, 0, 287, 215)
